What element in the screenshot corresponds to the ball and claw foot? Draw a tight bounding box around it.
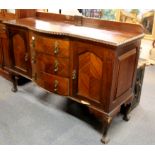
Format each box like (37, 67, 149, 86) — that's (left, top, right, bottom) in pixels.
(11, 75, 18, 93)
(123, 114, 130, 121)
(101, 136, 110, 144)
(101, 117, 112, 144)
(11, 87, 17, 92)
(123, 103, 131, 121)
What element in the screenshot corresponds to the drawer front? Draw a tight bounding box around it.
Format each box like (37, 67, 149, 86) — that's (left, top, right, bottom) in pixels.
(37, 73, 69, 96)
(35, 53, 69, 77)
(34, 35, 70, 58)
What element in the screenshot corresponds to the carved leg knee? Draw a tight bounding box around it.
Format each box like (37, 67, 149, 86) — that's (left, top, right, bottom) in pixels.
(101, 116, 112, 144)
(123, 103, 131, 121)
(11, 75, 18, 92)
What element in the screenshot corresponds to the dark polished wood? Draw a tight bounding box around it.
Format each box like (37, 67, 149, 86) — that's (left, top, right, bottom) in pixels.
(35, 53, 70, 77)
(78, 52, 102, 101)
(36, 12, 75, 24)
(3, 14, 144, 144)
(1, 9, 36, 20)
(3, 17, 144, 46)
(0, 9, 36, 80)
(34, 34, 70, 58)
(0, 22, 11, 80)
(7, 26, 32, 78)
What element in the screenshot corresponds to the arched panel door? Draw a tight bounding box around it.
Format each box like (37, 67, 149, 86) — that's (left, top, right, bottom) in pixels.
(8, 27, 31, 77)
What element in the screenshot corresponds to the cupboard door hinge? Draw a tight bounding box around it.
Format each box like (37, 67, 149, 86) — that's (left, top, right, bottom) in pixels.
(24, 53, 29, 62)
(31, 51, 36, 64)
(31, 36, 36, 64)
(72, 70, 77, 80)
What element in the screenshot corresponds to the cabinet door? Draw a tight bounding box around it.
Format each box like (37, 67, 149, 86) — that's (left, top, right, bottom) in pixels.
(8, 27, 31, 77)
(71, 41, 103, 107)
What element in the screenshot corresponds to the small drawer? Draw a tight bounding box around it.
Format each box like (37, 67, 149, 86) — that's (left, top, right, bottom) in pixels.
(37, 73, 69, 96)
(33, 34, 70, 58)
(35, 53, 70, 77)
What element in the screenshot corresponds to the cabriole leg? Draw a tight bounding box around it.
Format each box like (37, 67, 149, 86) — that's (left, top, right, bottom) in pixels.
(101, 116, 112, 144)
(11, 74, 18, 92)
(123, 103, 131, 121)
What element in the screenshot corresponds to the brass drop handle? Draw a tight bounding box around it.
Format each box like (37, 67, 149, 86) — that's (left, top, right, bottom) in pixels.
(54, 80, 59, 93)
(31, 36, 35, 48)
(72, 70, 77, 80)
(54, 41, 59, 55)
(24, 53, 29, 61)
(54, 47, 59, 55)
(54, 60, 59, 72)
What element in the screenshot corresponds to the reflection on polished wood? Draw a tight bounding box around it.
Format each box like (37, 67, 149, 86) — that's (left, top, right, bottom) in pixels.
(4, 17, 144, 46)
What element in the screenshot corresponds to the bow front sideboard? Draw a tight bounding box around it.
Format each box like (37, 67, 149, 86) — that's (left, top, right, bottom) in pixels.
(2, 16, 144, 143)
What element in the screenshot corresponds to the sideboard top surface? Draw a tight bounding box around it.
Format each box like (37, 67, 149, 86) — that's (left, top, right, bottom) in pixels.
(3, 17, 144, 46)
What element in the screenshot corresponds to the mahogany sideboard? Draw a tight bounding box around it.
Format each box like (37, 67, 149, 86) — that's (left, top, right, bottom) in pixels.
(2, 16, 144, 144)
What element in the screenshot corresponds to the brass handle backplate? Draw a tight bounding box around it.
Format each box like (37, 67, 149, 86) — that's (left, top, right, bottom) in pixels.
(54, 41, 59, 55)
(54, 60, 59, 72)
(54, 80, 59, 93)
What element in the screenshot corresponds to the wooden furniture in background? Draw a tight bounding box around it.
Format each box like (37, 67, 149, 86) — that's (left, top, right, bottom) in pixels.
(3, 15, 144, 143)
(131, 60, 146, 110)
(1, 9, 36, 20)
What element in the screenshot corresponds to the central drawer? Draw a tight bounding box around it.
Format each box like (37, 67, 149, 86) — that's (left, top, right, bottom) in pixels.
(37, 73, 69, 96)
(34, 35, 70, 58)
(36, 53, 69, 77)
